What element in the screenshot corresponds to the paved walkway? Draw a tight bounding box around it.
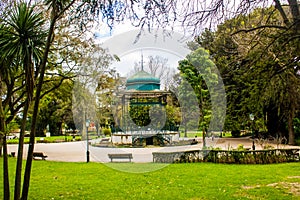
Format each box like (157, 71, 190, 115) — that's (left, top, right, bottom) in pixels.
(7, 137, 299, 163)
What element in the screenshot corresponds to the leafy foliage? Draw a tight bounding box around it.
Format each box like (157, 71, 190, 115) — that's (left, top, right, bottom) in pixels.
(194, 6, 300, 144)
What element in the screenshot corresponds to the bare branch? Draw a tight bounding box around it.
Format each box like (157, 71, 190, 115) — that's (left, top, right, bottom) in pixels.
(232, 25, 288, 35)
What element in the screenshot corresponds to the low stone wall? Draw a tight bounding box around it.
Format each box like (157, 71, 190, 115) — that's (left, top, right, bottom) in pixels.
(153, 149, 300, 164)
(152, 151, 185, 163)
(112, 134, 132, 145)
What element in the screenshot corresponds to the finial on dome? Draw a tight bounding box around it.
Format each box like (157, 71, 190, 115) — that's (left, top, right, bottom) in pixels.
(141, 51, 144, 71)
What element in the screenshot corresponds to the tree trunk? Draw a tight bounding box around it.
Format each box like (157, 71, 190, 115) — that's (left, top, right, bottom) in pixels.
(0, 75, 10, 200)
(14, 99, 30, 200)
(266, 106, 282, 137)
(20, 1, 80, 199)
(2, 134, 9, 200)
(15, 50, 34, 200)
(82, 116, 87, 139)
(202, 128, 206, 148)
(287, 0, 300, 32)
(274, 0, 290, 26)
(21, 13, 57, 200)
(288, 105, 295, 145)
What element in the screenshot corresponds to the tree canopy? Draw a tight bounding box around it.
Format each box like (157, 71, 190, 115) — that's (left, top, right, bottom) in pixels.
(192, 5, 300, 144)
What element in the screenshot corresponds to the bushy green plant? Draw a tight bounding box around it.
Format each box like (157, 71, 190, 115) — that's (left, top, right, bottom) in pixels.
(103, 128, 111, 136)
(236, 144, 245, 151)
(263, 144, 274, 150)
(212, 147, 222, 150)
(36, 139, 51, 143)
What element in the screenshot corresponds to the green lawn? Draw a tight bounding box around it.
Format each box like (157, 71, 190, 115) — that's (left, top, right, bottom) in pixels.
(1, 158, 299, 199)
(180, 131, 232, 138)
(6, 135, 82, 144)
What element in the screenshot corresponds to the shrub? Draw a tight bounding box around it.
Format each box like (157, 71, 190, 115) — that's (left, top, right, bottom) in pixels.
(263, 144, 274, 150)
(103, 128, 111, 136)
(231, 130, 241, 137)
(236, 144, 245, 151)
(36, 139, 51, 143)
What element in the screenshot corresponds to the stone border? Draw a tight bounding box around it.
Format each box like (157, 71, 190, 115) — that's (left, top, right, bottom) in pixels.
(153, 149, 300, 164)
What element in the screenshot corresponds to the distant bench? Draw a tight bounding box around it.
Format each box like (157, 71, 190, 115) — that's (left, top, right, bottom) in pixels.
(108, 153, 133, 162)
(101, 138, 110, 142)
(33, 152, 48, 160)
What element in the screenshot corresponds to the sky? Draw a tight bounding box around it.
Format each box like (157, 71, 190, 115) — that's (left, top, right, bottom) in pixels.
(96, 25, 192, 78)
(91, 0, 276, 78)
(91, 0, 195, 78)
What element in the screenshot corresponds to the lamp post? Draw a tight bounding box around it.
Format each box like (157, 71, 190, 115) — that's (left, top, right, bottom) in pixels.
(249, 114, 255, 150)
(86, 119, 90, 163)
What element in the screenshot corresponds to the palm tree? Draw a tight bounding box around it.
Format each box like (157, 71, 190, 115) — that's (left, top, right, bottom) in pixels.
(22, 0, 76, 199)
(0, 57, 11, 200)
(0, 2, 46, 199)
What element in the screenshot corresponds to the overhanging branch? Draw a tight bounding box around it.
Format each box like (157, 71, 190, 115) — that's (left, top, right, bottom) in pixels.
(232, 25, 287, 35)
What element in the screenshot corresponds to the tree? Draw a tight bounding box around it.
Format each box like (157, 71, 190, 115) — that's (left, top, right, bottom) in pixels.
(0, 2, 47, 199)
(0, 0, 151, 199)
(173, 76, 200, 137)
(226, 6, 299, 144)
(72, 45, 114, 142)
(36, 79, 74, 136)
(21, 0, 77, 199)
(0, 64, 10, 200)
(71, 1, 299, 38)
(96, 69, 119, 135)
(194, 6, 300, 144)
(177, 47, 225, 135)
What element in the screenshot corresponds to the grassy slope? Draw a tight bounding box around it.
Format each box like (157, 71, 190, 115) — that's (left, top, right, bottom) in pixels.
(1, 158, 299, 199)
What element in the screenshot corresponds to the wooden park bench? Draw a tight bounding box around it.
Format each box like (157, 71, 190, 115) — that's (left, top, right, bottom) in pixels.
(101, 138, 110, 142)
(108, 153, 133, 162)
(33, 152, 48, 160)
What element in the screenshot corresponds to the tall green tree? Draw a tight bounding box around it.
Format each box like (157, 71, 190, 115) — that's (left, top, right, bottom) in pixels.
(0, 62, 10, 200)
(21, 0, 77, 199)
(36, 79, 74, 136)
(177, 47, 224, 135)
(195, 6, 300, 144)
(0, 2, 47, 199)
(175, 76, 200, 136)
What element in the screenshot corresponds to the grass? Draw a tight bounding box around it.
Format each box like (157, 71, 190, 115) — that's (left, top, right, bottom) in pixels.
(1, 158, 299, 199)
(6, 135, 82, 144)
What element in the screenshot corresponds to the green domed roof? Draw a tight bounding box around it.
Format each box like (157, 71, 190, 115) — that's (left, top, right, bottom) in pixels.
(126, 70, 160, 91)
(126, 70, 160, 84)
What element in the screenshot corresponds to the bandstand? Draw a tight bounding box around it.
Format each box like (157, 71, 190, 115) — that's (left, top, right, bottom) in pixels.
(111, 67, 179, 146)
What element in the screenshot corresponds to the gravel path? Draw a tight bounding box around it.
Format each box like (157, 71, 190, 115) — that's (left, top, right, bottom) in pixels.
(7, 137, 299, 163)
